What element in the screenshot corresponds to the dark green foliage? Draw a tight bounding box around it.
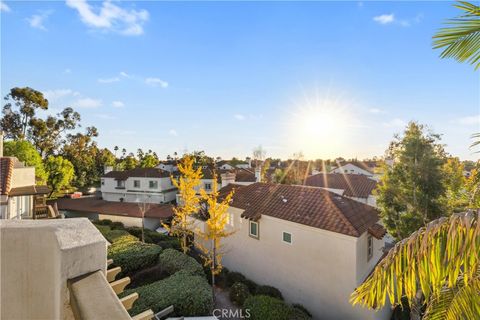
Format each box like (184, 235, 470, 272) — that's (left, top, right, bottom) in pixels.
(291, 304, 312, 319)
(215, 267, 229, 288)
(229, 282, 250, 306)
(157, 239, 181, 251)
(104, 229, 129, 243)
(128, 264, 170, 289)
(125, 227, 174, 244)
(121, 271, 213, 317)
(226, 271, 246, 287)
(110, 221, 125, 230)
(243, 295, 292, 320)
(158, 249, 204, 277)
(391, 297, 411, 320)
(255, 285, 283, 300)
(289, 307, 312, 320)
(94, 224, 111, 238)
(242, 279, 258, 294)
(96, 219, 113, 226)
(108, 235, 162, 277)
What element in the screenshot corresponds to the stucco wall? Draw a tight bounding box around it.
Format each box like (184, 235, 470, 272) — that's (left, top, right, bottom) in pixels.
(0, 219, 107, 320)
(11, 167, 35, 188)
(194, 207, 391, 320)
(331, 164, 373, 177)
(101, 177, 176, 203)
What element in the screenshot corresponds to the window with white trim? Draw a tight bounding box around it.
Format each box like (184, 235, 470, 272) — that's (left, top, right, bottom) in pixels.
(133, 180, 141, 188)
(249, 221, 259, 239)
(367, 235, 373, 261)
(204, 183, 212, 191)
(149, 180, 158, 189)
(282, 232, 292, 244)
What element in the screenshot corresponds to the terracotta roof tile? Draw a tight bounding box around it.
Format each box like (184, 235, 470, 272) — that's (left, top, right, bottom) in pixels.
(368, 223, 387, 239)
(52, 197, 174, 219)
(220, 182, 380, 237)
(0, 157, 14, 195)
(305, 173, 377, 198)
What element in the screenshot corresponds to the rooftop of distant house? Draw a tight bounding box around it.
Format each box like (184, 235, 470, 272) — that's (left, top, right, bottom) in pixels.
(332, 160, 378, 173)
(219, 182, 385, 238)
(103, 167, 172, 180)
(304, 173, 377, 198)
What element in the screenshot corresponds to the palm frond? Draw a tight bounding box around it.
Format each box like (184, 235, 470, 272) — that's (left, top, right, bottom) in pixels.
(350, 211, 480, 312)
(470, 133, 480, 150)
(433, 1, 480, 70)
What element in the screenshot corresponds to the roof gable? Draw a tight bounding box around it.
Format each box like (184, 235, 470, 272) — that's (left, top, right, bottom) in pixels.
(304, 173, 377, 198)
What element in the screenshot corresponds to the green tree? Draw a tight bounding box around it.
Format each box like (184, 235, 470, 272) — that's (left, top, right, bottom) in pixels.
(138, 149, 159, 168)
(45, 155, 75, 196)
(443, 157, 468, 212)
(465, 162, 480, 207)
(1, 87, 48, 139)
(376, 122, 447, 241)
(351, 211, 480, 320)
(433, 1, 480, 70)
(120, 154, 138, 170)
(3, 140, 47, 183)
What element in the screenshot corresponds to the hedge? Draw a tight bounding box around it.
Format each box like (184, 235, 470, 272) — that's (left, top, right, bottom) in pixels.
(104, 229, 130, 243)
(96, 219, 112, 226)
(110, 221, 125, 230)
(158, 249, 204, 277)
(290, 307, 312, 320)
(291, 304, 312, 318)
(229, 282, 250, 306)
(226, 271, 247, 287)
(128, 264, 170, 289)
(255, 285, 283, 300)
(108, 235, 162, 277)
(243, 295, 292, 320)
(121, 270, 213, 317)
(157, 239, 181, 251)
(94, 224, 111, 238)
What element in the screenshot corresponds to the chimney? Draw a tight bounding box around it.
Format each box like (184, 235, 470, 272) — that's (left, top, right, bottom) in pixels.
(0, 130, 3, 157)
(221, 172, 236, 188)
(255, 166, 262, 182)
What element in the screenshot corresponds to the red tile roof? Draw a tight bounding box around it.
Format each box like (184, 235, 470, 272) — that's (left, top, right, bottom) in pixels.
(0, 157, 14, 195)
(304, 173, 377, 198)
(234, 168, 256, 183)
(220, 182, 380, 237)
(103, 167, 171, 180)
(53, 197, 174, 219)
(368, 223, 387, 239)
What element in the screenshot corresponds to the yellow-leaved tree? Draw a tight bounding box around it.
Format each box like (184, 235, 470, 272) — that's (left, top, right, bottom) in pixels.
(165, 156, 203, 254)
(196, 174, 235, 299)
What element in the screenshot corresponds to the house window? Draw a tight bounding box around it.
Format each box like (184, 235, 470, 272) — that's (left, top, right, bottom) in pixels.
(249, 221, 259, 239)
(134, 180, 141, 188)
(367, 235, 373, 261)
(101, 179, 105, 186)
(149, 180, 158, 189)
(116, 180, 125, 189)
(205, 183, 212, 191)
(282, 232, 292, 244)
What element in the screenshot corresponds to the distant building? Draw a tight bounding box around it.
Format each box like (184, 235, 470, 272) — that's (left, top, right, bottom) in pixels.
(192, 183, 391, 320)
(331, 161, 377, 178)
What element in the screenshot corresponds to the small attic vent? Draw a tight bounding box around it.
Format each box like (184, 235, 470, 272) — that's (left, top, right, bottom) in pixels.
(282, 198, 288, 203)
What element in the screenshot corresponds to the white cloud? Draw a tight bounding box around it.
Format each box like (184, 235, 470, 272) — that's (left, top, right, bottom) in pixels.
(98, 77, 120, 83)
(26, 11, 52, 31)
(145, 77, 168, 88)
(383, 118, 406, 128)
(1, 1, 11, 12)
(120, 71, 129, 78)
(368, 108, 385, 114)
(373, 14, 395, 25)
(234, 114, 245, 120)
(66, 0, 149, 36)
(168, 129, 178, 136)
(74, 97, 102, 108)
(112, 100, 125, 108)
(43, 89, 79, 102)
(454, 115, 480, 126)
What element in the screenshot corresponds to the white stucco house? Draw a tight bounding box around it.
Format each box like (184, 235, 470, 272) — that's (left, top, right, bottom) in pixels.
(101, 167, 177, 204)
(192, 183, 391, 320)
(331, 162, 376, 177)
(304, 173, 378, 207)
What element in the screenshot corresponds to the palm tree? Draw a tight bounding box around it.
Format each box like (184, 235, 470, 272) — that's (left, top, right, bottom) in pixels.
(350, 211, 480, 319)
(433, 1, 480, 70)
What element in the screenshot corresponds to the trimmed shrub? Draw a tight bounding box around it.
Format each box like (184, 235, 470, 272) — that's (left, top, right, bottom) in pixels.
(128, 264, 170, 289)
(121, 270, 213, 317)
(104, 229, 130, 243)
(243, 279, 258, 294)
(157, 239, 181, 251)
(110, 221, 125, 230)
(226, 271, 246, 287)
(96, 219, 112, 225)
(243, 295, 291, 320)
(94, 224, 111, 238)
(291, 304, 312, 318)
(108, 236, 162, 277)
(290, 304, 312, 319)
(158, 249, 204, 277)
(229, 282, 250, 306)
(255, 285, 283, 300)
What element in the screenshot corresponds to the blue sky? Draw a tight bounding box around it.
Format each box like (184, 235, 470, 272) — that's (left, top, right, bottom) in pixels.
(1, 1, 479, 160)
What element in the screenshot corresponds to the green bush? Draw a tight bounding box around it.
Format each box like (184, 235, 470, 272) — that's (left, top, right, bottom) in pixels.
(157, 239, 181, 251)
(110, 221, 125, 230)
(243, 279, 258, 294)
(158, 249, 204, 277)
(104, 229, 130, 243)
(128, 264, 170, 289)
(94, 224, 111, 238)
(290, 307, 311, 320)
(96, 219, 113, 225)
(243, 295, 291, 320)
(255, 285, 283, 300)
(291, 304, 312, 318)
(121, 270, 213, 317)
(108, 236, 162, 277)
(229, 282, 250, 306)
(215, 267, 229, 288)
(226, 271, 246, 287)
